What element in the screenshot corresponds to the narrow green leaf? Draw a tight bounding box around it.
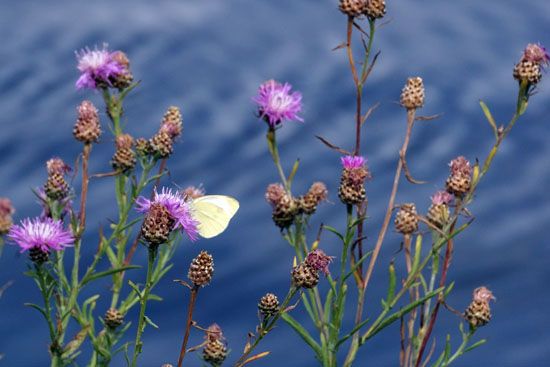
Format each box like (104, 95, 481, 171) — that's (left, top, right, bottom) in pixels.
(281, 313, 322, 357)
(287, 159, 300, 186)
(144, 315, 159, 329)
(463, 339, 487, 353)
(343, 250, 374, 282)
(479, 100, 498, 138)
(386, 262, 396, 304)
(147, 294, 163, 302)
(128, 280, 142, 299)
(322, 225, 344, 242)
(412, 235, 422, 274)
(81, 265, 140, 286)
(443, 334, 452, 362)
(336, 318, 370, 348)
(24, 303, 48, 320)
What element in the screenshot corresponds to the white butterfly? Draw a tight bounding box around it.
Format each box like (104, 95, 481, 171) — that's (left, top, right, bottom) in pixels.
(190, 195, 239, 238)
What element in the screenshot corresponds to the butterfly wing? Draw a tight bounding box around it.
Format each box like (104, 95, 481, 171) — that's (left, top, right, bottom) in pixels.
(191, 195, 239, 238)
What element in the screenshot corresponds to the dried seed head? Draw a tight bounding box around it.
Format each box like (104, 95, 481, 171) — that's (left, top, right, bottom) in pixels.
(272, 194, 298, 228)
(150, 130, 174, 158)
(394, 203, 418, 235)
(305, 249, 333, 275)
(292, 262, 320, 289)
(135, 138, 152, 156)
(160, 106, 183, 139)
(188, 251, 214, 287)
(140, 203, 175, 247)
(464, 286, 495, 329)
(473, 286, 496, 303)
(202, 339, 227, 366)
(400, 77, 425, 110)
(73, 100, 101, 143)
(0, 198, 15, 235)
(513, 60, 542, 85)
(205, 323, 225, 343)
(364, 0, 386, 20)
(104, 308, 124, 329)
(521, 43, 549, 66)
(258, 293, 280, 317)
(339, 0, 368, 18)
(46, 158, 70, 175)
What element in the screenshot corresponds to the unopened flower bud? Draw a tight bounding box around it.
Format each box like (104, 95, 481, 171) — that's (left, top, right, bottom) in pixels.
(338, 156, 370, 205)
(339, 0, 368, 18)
(394, 203, 418, 235)
(291, 262, 319, 289)
(111, 134, 136, 172)
(258, 293, 279, 317)
(188, 251, 214, 287)
(272, 194, 298, 228)
(104, 308, 124, 329)
(364, 0, 386, 19)
(73, 100, 101, 143)
(400, 77, 425, 110)
(202, 324, 227, 366)
(140, 203, 175, 247)
(427, 191, 453, 228)
(160, 106, 183, 139)
(110, 51, 134, 90)
(265, 183, 286, 207)
(445, 156, 472, 196)
(298, 182, 328, 215)
(465, 286, 495, 329)
(150, 130, 174, 158)
(44, 158, 70, 200)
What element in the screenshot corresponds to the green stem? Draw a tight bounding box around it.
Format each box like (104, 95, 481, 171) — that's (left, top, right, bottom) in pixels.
(266, 128, 289, 191)
(131, 246, 158, 367)
(445, 329, 475, 365)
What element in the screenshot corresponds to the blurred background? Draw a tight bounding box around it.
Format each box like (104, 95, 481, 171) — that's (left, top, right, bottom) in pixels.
(0, 0, 549, 365)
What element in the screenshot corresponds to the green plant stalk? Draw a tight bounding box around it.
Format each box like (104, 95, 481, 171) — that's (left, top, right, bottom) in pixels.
(234, 287, 298, 367)
(444, 328, 475, 366)
(131, 245, 158, 367)
(266, 128, 290, 191)
(35, 265, 57, 353)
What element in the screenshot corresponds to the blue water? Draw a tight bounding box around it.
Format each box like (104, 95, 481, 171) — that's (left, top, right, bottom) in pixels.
(1, 0, 550, 366)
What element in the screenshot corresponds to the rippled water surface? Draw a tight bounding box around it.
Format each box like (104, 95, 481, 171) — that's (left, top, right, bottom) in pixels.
(1, 1, 550, 366)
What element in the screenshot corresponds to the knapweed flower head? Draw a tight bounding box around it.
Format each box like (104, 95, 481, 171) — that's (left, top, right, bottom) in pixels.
(205, 323, 225, 343)
(522, 43, 550, 67)
(473, 286, 496, 303)
(341, 155, 371, 184)
(75, 44, 125, 90)
(305, 249, 334, 276)
(8, 217, 74, 253)
(449, 156, 471, 177)
(74, 100, 101, 143)
(136, 187, 198, 241)
(431, 190, 453, 206)
(159, 106, 183, 139)
(265, 183, 287, 207)
(341, 155, 366, 170)
(307, 182, 328, 202)
(0, 198, 15, 217)
(253, 79, 303, 127)
(115, 134, 134, 150)
(46, 157, 71, 175)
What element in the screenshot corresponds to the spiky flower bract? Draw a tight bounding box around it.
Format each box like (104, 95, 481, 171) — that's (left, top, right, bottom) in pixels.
(305, 249, 334, 275)
(522, 43, 550, 67)
(75, 44, 125, 90)
(449, 156, 471, 177)
(253, 79, 303, 127)
(341, 155, 366, 170)
(8, 217, 74, 253)
(136, 187, 199, 241)
(473, 286, 496, 303)
(431, 190, 453, 206)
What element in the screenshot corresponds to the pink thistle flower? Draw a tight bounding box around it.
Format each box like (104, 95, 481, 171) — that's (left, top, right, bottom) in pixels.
(136, 187, 199, 241)
(448, 156, 471, 177)
(253, 79, 303, 127)
(265, 183, 286, 207)
(473, 286, 496, 303)
(305, 249, 334, 276)
(46, 157, 71, 175)
(75, 44, 125, 90)
(341, 155, 366, 170)
(205, 323, 225, 343)
(431, 190, 453, 206)
(8, 217, 74, 253)
(0, 198, 15, 217)
(522, 43, 550, 66)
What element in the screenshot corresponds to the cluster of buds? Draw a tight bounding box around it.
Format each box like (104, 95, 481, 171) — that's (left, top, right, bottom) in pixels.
(44, 158, 71, 201)
(445, 156, 472, 197)
(202, 323, 228, 366)
(338, 155, 370, 205)
(73, 100, 101, 144)
(297, 182, 328, 215)
(338, 0, 386, 20)
(291, 249, 333, 289)
(464, 286, 496, 329)
(513, 43, 549, 86)
(111, 134, 136, 172)
(0, 198, 15, 235)
(266, 183, 297, 229)
(258, 293, 280, 318)
(188, 251, 214, 287)
(400, 77, 425, 110)
(104, 308, 124, 329)
(427, 191, 454, 228)
(394, 203, 418, 235)
(138, 106, 183, 159)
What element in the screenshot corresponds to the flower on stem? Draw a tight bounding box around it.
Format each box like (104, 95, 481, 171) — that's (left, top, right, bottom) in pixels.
(265, 183, 286, 207)
(44, 158, 71, 201)
(258, 293, 280, 317)
(111, 134, 136, 172)
(427, 190, 453, 228)
(75, 44, 125, 90)
(159, 106, 183, 139)
(446, 156, 472, 196)
(0, 198, 15, 235)
(298, 181, 328, 215)
(292, 249, 333, 289)
(394, 203, 418, 235)
(305, 249, 334, 275)
(188, 250, 214, 287)
(73, 100, 101, 144)
(338, 155, 370, 205)
(202, 323, 228, 366)
(522, 43, 550, 67)
(109, 50, 134, 90)
(8, 217, 74, 264)
(400, 77, 425, 110)
(465, 286, 496, 329)
(136, 187, 199, 241)
(253, 79, 303, 128)
(513, 43, 549, 86)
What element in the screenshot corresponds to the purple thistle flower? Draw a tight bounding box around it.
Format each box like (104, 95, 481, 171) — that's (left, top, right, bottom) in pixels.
(253, 79, 303, 127)
(8, 217, 74, 253)
(448, 156, 471, 177)
(136, 187, 199, 241)
(75, 44, 125, 90)
(431, 190, 453, 206)
(473, 286, 496, 303)
(522, 43, 550, 67)
(305, 249, 334, 276)
(341, 155, 366, 170)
